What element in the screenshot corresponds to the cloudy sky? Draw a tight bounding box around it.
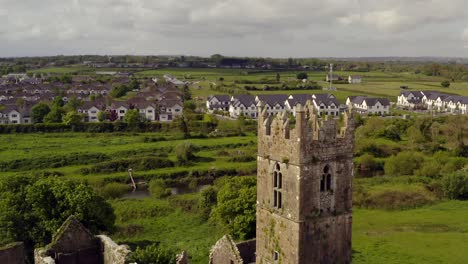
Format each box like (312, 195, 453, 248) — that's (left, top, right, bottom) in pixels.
(1, 0, 467, 57)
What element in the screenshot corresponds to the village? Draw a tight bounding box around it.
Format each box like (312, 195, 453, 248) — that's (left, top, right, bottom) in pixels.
(2, 70, 467, 126)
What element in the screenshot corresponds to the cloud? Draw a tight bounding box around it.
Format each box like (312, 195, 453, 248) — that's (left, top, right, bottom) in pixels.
(0, 0, 467, 57)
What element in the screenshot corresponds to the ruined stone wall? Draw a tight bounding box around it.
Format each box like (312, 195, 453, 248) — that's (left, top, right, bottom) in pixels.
(255, 210, 300, 264)
(256, 103, 354, 264)
(0, 242, 26, 264)
(176, 251, 188, 264)
(299, 214, 352, 264)
(209, 236, 243, 264)
(34, 249, 56, 264)
(256, 157, 302, 221)
(97, 235, 131, 264)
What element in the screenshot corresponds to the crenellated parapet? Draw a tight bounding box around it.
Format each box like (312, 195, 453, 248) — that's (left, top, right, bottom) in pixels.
(257, 100, 355, 165)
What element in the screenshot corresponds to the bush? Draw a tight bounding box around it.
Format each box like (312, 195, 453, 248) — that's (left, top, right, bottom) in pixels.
(355, 187, 434, 210)
(441, 80, 450, 88)
(100, 182, 131, 199)
(175, 142, 199, 165)
(210, 176, 256, 240)
(149, 179, 172, 199)
(384, 151, 425, 176)
(441, 170, 468, 200)
(130, 243, 176, 264)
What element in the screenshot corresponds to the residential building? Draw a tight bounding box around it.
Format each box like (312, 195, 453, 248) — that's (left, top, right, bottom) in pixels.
(346, 96, 390, 115)
(348, 75, 362, 84)
(229, 95, 257, 118)
(206, 95, 231, 112)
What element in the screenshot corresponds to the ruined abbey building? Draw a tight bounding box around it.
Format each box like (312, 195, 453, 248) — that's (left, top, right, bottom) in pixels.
(210, 101, 355, 264)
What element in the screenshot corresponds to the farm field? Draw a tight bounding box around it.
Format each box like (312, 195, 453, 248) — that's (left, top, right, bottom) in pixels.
(137, 68, 468, 100)
(0, 131, 467, 263)
(27, 66, 468, 101)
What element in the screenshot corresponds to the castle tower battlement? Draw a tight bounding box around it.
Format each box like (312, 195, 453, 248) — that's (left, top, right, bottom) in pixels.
(256, 101, 355, 264)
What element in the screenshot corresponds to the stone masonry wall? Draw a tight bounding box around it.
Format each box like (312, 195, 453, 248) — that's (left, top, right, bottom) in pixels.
(256, 103, 354, 264)
(97, 235, 131, 264)
(209, 235, 243, 264)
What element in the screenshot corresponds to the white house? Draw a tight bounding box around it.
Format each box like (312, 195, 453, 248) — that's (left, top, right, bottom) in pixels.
(159, 100, 183, 122)
(348, 75, 362, 84)
(254, 94, 288, 116)
(285, 94, 339, 117)
(229, 95, 257, 118)
(397, 91, 424, 109)
(347, 96, 390, 115)
(206, 95, 231, 112)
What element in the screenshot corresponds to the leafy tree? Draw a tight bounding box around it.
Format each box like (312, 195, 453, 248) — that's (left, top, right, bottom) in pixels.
(31, 102, 51, 123)
(124, 109, 144, 127)
(62, 111, 83, 126)
(441, 80, 450, 88)
(183, 100, 197, 113)
(211, 176, 256, 240)
(0, 176, 115, 247)
(44, 106, 65, 123)
(64, 96, 82, 112)
(384, 151, 425, 176)
(52, 96, 65, 107)
(441, 170, 468, 199)
(175, 115, 190, 138)
(276, 73, 280, 82)
(110, 85, 131, 98)
(97, 111, 108, 122)
(182, 85, 192, 101)
(130, 243, 176, 264)
(296, 72, 308, 80)
(174, 141, 198, 165)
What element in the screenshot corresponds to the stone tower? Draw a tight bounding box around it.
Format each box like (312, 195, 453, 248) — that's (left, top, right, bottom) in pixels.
(255, 101, 354, 264)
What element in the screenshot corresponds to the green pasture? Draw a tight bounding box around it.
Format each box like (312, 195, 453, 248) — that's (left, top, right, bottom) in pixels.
(353, 201, 468, 264)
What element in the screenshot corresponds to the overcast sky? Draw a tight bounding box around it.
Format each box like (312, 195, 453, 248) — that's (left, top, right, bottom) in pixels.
(1, 0, 468, 58)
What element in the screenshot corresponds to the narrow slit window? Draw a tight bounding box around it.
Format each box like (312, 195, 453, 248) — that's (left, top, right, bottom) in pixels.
(273, 163, 283, 209)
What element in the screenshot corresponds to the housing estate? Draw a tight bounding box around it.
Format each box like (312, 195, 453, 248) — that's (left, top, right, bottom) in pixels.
(397, 90, 468, 114)
(0, 76, 184, 124)
(346, 96, 390, 115)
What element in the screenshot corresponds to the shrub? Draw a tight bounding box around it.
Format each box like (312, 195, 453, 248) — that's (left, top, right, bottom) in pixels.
(175, 142, 199, 165)
(149, 179, 172, 199)
(355, 154, 383, 177)
(355, 187, 434, 210)
(441, 80, 450, 88)
(100, 182, 131, 199)
(198, 186, 218, 218)
(441, 170, 468, 200)
(130, 243, 176, 264)
(384, 151, 425, 176)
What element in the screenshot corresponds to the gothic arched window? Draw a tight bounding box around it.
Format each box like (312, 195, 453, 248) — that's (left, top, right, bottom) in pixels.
(273, 163, 283, 209)
(321, 165, 332, 192)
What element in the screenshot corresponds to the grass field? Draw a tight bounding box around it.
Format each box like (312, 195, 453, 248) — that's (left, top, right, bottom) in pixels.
(353, 201, 468, 264)
(0, 131, 467, 263)
(26, 66, 468, 102)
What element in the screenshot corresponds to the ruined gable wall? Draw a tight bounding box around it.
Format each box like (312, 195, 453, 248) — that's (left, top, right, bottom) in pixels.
(97, 235, 131, 264)
(209, 236, 243, 264)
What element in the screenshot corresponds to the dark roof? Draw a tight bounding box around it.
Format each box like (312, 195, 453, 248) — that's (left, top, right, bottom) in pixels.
(256, 94, 288, 106)
(286, 94, 313, 106)
(313, 93, 339, 106)
(400, 91, 424, 97)
(208, 95, 231, 102)
(349, 96, 390, 106)
(232, 95, 255, 107)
